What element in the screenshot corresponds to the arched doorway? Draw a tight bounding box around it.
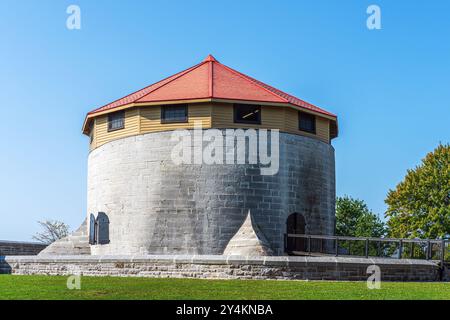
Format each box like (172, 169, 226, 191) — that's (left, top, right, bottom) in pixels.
(286, 213, 306, 253)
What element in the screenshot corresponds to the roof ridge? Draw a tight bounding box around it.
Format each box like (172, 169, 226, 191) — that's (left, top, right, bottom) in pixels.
(208, 60, 214, 97)
(230, 65, 336, 116)
(215, 61, 289, 104)
(204, 54, 218, 62)
(136, 61, 209, 102)
(229, 66, 309, 104)
(88, 61, 205, 114)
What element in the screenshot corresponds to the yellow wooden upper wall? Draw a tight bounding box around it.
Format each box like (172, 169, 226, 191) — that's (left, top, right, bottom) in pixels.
(140, 103, 212, 133)
(89, 102, 331, 150)
(211, 103, 329, 143)
(94, 108, 140, 149)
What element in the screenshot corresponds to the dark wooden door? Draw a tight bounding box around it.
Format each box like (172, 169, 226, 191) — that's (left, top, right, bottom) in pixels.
(286, 213, 306, 252)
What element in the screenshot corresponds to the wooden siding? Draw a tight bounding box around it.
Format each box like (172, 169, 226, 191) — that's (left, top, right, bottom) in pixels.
(89, 118, 97, 151)
(94, 108, 140, 148)
(88, 102, 330, 150)
(212, 103, 330, 143)
(140, 103, 212, 133)
(284, 108, 330, 143)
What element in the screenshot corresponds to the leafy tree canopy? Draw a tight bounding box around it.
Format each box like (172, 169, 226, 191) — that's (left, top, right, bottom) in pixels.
(385, 143, 450, 239)
(336, 196, 386, 237)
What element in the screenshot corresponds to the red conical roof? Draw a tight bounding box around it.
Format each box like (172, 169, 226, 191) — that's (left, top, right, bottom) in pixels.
(86, 55, 336, 118)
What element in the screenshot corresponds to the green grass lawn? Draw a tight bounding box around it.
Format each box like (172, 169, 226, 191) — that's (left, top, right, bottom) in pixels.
(0, 275, 449, 300)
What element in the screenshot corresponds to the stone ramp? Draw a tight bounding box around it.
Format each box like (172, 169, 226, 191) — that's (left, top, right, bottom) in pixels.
(38, 219, 90, 256)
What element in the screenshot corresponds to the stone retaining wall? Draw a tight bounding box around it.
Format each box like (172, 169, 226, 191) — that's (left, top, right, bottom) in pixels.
(0, 241, 47, 256)
(0, 255, 444, 282)
(443, 264, 450, 282)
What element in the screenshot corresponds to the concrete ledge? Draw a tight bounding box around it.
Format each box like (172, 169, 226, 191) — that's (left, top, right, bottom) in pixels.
(0, 255, 444, 281)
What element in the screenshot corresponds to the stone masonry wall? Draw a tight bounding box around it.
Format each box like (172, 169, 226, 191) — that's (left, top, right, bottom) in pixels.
(0, 241, 47, 256)
(444, 264, 450, 282)
(87, 130, 335, 256)
(0, 255, 442, 282)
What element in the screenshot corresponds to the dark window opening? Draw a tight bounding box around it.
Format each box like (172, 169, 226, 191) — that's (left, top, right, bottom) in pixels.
(286, 213, 306, 253)
(108, 111, 125, 132)
(161, 105, 188, 123)
(234, 104, 261, 125)
(299, 111, 316, 134)
(89, 212, 110, 245)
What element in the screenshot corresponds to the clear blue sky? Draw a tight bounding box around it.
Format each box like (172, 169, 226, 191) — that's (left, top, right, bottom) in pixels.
(1, 0, 449, 240)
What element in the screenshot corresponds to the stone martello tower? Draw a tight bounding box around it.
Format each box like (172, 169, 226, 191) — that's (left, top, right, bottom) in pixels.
(44, 55, 338, 256)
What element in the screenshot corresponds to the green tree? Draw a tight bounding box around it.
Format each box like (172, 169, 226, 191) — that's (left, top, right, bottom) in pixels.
(385, 143, 450, 239)
(336, 196, 386, 237)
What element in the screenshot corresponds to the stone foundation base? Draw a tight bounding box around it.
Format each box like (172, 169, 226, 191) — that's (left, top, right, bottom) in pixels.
(0, 255, 446, 282)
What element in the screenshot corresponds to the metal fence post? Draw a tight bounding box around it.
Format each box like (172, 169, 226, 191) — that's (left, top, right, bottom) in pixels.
(335, 238, 339, 257)
(365, 238, 369, 258)
(441, 239, 446, 266)
(308, 236, 311, 253)
(377, 241, 381, 257)
(426, 240, 431, 260)
(398, 240, 403, 259)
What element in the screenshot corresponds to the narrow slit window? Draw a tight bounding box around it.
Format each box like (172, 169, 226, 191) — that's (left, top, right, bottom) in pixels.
(161, 105, 188, 123)
(299, 111, 316, 134)
(234, 104, 261, 124)
(108, 110, 125, 132)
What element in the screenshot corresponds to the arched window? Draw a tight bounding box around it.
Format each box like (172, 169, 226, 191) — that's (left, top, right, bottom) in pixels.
(88, 212, 110, 245)
(286, 213, 306, 253)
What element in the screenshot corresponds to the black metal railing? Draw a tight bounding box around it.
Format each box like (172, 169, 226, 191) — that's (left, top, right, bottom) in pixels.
(285, 234, 450, 264)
